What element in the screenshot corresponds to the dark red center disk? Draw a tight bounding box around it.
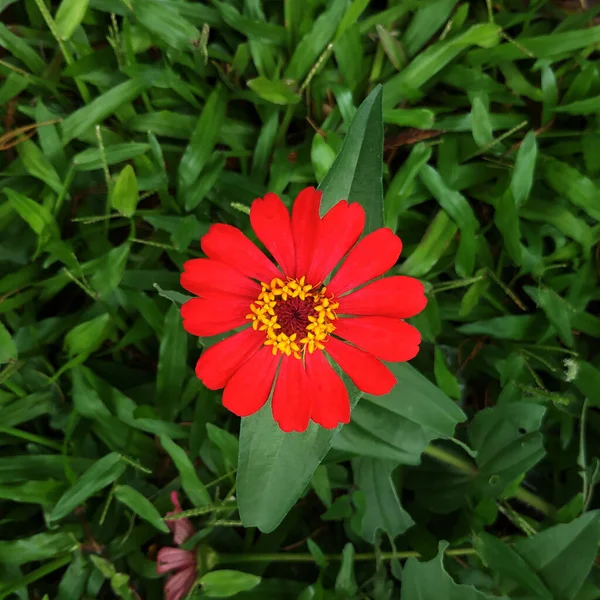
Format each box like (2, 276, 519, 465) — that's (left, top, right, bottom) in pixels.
(274, 297, 316, 338)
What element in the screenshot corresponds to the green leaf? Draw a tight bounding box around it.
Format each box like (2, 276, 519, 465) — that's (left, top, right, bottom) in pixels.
(284, 0, 347, 82)
(74, 143, 150, 172)
(156, 303, 187, 417)
(5, 188, 59, 238)
(403, 542, 504, 600)
(383, 24, 501, 108)
(333, 362, 465, 463)
(247, 77, 301, 105)
(511, 131, 537, 208)
(353, 458, 414, 542)
(129, 0, 199, 51)
(318, 85, 384, 229)
(0, 530, 78, 566)
(571, 360, 600, 405)
(206, 424, 238, 470)
(64, 313, 111, 357)
(0, 22, 46, 75)
(159, 434, 211, 507)
(49, 453, 126, 522)
(0, 321, 17, 365)
(55, 0, 90, 40)
(16, 139, 63, 195)
(335, 543, 358, 597)
(494, 189, 522, 266)
(311, 133, 336, 184)
(62, 79, 149, 143)
(110, 165, 139, 218)
(200, 571, 261, 598)
(468, 403, 546, 496)
(178, 86, 226, 200)
(536, 286, 574, 347)
(236, 87, 384, 533)
(433, 347, 461, 400)
(542, 157, 600, 222)
(471, 94, 493, 146)
(514, 511, 600, 600)
(114, 485, 169, 533)
(475, 532, 552, 599)
(384, 142, 432, 229)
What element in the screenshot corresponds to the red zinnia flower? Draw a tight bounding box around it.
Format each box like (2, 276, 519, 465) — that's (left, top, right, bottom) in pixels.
(180, 187, 427, 433)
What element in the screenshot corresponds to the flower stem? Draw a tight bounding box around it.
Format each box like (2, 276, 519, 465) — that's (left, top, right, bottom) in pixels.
(219, 546, 477, 564)
(423, 443, 555, 517)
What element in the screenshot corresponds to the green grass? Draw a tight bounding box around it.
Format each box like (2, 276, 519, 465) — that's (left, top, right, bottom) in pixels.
(2, 0, 600, 598)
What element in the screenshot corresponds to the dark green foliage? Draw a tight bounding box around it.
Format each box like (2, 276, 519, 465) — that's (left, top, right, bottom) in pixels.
(1, 1, 600, 599)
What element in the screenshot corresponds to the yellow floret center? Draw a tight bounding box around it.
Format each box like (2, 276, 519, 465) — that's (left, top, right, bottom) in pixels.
(246, 276, 339, 359)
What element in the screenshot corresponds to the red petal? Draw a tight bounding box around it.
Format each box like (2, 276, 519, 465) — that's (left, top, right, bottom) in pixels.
(195, 328, 264, 390)
(222, 346, 279, 417)
(339, 276, 427, 318)
(306, 350, 350, 429)
(291, 187, 321, 278)
(181, 258, 259, 300)
(334, 317, 421, 362)
(326, 337, 396, 396)
(250, 193, 295, 275)
(328, 228, 402, 296)
(307, 201, 365, 285)
(181, 297, 248, 337)
(271, 356, 311, 433)
(201, 223, 281, 282)
(164, 566, 196, 600)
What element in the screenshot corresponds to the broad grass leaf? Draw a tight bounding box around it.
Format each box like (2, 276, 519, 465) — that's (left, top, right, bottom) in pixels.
(403, 542, 508, 600)
(159, 434, 211, 507)
(353, 458, 414, 542)
(129, 0, 199, 51)
(62, 79, 149, 143)
(110, 165, 139, 218)
(55, 0, 90, 40)
(156, 304, 187, 418)
(199, 571, 261, 598)
(237, 87, 384, 533)
(114, 485, 169, 533)
(74, 143, 150, 172)
(284, 0, 347, 82)
(514, 511, 600, 600)
(0, 321, 17, 364)
(333, 362, 465, 463)
(247, 77, 301, 105)
(475, 532, 552, 599)
(468, 403, 546, 496)
(0, 530, 79, 566)
(49, 453, 126, 522)
(16, 139, 63, 195)
(511, 131, 537, 208)
(335, 543, 357, 597)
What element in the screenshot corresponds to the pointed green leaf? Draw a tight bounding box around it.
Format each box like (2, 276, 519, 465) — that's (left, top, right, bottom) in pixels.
(55, 0, 90, 40)
(353, 458, 414, 542)
(199, 571, 261, 598)
(49, 453, 126, 522)
(515, 512, 600, 600)
(403, 542, 506, 600)
(159, 434, 211, 507)
(114, 485, 169, 533)
(110, 165, 139, 218)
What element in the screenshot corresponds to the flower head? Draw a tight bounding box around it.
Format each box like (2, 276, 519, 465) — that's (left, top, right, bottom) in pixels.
(180, 187, 427, 432)
(157, 491, 197, 600)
